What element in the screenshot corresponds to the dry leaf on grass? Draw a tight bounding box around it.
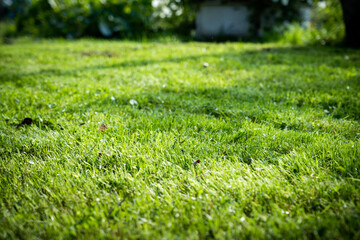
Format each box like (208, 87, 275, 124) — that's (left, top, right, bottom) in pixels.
(99, 124, 108, 131)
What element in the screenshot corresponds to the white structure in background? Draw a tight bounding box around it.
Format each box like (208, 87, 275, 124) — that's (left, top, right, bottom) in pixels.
(195, 0, 312, 40)
(196, 2, 250, 39)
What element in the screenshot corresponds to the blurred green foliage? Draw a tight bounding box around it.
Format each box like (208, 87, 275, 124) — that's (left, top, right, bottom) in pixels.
(263, 0, 345, 46)
(0, 0, 346, 44)
(150, 0, 197, 37)
(15, 0, 153, 38)
(311, 0, 345, 45)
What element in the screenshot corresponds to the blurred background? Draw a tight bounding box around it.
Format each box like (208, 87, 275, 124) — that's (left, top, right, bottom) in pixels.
(0, 0, 347, 45)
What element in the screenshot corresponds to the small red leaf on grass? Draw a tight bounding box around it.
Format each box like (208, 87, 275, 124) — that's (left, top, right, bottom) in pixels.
(99, 124, 108, 131)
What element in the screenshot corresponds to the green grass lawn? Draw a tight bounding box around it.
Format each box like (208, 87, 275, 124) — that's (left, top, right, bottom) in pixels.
(0, 39, 360, 239)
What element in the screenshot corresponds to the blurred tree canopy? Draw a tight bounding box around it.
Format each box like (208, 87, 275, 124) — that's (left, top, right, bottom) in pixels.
(11, 0, 153, 38)
(311, 0, 345, 44)
(0, 0, 348, 45)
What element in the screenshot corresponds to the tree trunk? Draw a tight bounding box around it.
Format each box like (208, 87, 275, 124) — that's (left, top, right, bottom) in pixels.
(340, 0, 360, 48)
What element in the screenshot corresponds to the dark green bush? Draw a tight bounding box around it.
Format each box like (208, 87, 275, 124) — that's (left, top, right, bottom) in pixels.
(15, 0, 153, 38)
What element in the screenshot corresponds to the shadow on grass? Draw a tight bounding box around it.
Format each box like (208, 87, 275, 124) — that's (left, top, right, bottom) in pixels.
(69, 83, 360, 129)
(1, 46, 359, 87)
(1, 45, 359, 122)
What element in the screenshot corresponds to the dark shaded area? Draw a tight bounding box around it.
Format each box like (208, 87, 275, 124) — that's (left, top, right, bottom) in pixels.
(19, 117, 32, 125)
(340, 0, 360, 48)
(13, 117, 63, 130)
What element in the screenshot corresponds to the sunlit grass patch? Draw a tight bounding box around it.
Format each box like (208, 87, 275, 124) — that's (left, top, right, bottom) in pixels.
(0, 39, 359, 239)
